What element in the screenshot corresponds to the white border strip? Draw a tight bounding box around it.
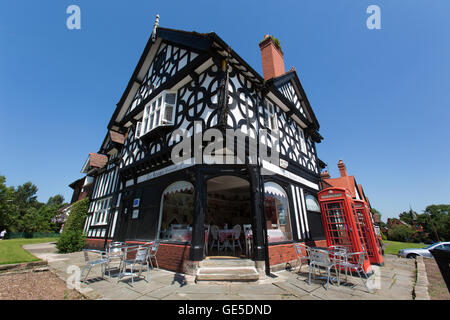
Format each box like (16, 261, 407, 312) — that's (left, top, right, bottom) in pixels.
(290, 184, 302, 240)
(261, 160, 319, 190)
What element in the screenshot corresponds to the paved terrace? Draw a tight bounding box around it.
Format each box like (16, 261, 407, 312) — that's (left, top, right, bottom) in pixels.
(24, 242, 417, 300)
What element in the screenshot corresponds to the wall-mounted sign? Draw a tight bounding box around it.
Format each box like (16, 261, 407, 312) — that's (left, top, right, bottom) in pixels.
(133, 198, 140, 207)
(132, 209, 139, 219)
(279, 159, 288, 169)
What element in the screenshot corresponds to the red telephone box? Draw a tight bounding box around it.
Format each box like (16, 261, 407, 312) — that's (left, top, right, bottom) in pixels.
(354, 200, 384, 265)
(318, 188, 372, 273)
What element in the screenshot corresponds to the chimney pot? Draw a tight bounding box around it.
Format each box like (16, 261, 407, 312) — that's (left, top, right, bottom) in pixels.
(321, 170, 331, 179)
(259, 35, 285, 80)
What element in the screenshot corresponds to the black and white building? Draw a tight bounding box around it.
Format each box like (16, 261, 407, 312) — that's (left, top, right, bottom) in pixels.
(79, 24, 326, 274)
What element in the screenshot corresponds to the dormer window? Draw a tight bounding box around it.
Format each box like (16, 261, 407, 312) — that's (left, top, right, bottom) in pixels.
(136, 91, 176, 139)
(263, 100, 278, 132)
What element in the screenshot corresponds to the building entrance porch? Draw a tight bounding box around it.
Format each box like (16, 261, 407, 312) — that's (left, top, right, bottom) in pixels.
(204, 175, 253, 259)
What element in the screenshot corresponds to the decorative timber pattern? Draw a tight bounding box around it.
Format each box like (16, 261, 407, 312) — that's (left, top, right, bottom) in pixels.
(127, 42, 199, 115)
(278, 82, 307, 118)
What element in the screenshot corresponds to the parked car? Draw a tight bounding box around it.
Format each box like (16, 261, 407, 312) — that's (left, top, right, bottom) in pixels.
(398, 242, 450, 259)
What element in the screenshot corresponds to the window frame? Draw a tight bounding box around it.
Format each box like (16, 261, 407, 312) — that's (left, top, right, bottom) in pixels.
(136, 91, 177, 139)
(263, 99, 278, 132)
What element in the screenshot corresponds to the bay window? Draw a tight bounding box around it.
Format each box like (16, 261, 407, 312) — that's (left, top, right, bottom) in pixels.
(136, 91, 176, 139)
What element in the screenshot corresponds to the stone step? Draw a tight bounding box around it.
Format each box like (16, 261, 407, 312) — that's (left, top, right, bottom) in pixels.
(196, 267, 259, 281)
(200, 258, 255, 268)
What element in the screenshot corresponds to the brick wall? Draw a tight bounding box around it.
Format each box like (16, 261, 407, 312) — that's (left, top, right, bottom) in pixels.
(85, 238, 191, 273)
(268, 239, 328, 269)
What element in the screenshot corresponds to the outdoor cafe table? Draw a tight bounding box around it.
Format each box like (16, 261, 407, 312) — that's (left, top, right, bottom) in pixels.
(218, 229, 235, 251)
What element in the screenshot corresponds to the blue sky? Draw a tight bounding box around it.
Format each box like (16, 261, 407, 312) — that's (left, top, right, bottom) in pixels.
(0, 1, 449, 221)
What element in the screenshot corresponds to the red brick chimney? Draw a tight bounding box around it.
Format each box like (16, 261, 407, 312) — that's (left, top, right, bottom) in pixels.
(259, 35, 285, 80)
(321, 170, 331, 179)
(337, 160, 348, 177)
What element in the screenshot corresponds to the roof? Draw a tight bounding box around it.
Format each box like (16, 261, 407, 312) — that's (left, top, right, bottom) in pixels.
(269, 69, 320, 130)
(108, 26, 321, 139)
(322, 175, 359, 199)
(81, 153, 108, 173)
(89, 153, 108, 168)
(109, 130, 125, 144)
(69, 177, 85, 189)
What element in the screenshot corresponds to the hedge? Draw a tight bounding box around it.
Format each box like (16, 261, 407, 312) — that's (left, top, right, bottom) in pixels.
(4, 232, 60, 239)
(56, 198, 89, 253)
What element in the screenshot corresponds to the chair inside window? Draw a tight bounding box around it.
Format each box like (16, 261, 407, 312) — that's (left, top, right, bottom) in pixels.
(229, 224, 242, 255)
(209, 225, 220, 253)
(243, 224, 252, 257)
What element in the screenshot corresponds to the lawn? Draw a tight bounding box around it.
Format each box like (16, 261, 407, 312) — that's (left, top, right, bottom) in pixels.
(383, 240, 428, 255)
(0, 238, 59, 265)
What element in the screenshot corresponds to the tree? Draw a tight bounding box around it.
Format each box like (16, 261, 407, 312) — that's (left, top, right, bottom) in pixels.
(422, 205, 450, 241)
(0, 175, 14, 229)
(47, 194, 65, 209)
(388, 224, 415, 242)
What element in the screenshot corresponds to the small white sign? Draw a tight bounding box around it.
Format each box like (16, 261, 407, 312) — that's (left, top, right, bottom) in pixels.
(132, 209, 139, 219)
(133, 198, 140, 207)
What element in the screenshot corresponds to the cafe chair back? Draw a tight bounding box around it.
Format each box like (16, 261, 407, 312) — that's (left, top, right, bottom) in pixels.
(117, 244, 151, 287)
(149, 241, 160, 269)
(339, 251, 371, 292)
(308, 248, 339, 290)
(293, 243, 311, 272)
(81, 249, 110, 282)
(210, 225, 220, 252)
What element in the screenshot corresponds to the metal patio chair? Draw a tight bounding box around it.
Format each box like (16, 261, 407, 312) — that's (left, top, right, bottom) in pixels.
(106, 241, 126, 276)
(149, 241, 159, 269)
(117, 244, 151, 286)
(308, 248, 339, 290)
(293, 243, 311, 273)
(339, 251, 371, 292)
(81, 249, 110, 282)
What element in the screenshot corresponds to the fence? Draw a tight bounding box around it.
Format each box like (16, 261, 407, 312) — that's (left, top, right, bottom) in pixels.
(3, 232, 60, 239)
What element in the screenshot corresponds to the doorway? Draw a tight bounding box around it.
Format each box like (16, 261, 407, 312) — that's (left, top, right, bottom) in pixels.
(205, 175, 252, 258)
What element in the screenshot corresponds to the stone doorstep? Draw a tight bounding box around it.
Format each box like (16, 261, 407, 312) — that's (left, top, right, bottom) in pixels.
(196, 267, 260, 281)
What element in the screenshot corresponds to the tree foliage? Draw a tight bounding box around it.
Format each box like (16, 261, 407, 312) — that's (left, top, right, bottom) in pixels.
(0, 175, 67, 233)
(388, 224, 415, 242)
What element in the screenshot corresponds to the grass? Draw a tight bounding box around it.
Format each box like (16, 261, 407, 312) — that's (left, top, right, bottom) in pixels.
(0, 237, 59, 265)
(383, 240, 427, 255)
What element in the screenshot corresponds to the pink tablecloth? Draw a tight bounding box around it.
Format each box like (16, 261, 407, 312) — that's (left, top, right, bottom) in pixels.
(267, 229, 286, 242)
(218, 230, 235, 242)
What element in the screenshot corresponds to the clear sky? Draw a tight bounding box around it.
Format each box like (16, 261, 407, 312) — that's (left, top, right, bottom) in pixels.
(0, 1, 449, 221)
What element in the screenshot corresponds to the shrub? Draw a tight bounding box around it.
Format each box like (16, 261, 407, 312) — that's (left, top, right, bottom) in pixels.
(62, 198, 89, 233)
(381, 232, 387, 240)
(388, 224, 415, 242)
(57, 198, 89, 253)
(56, 230, 85, 253)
